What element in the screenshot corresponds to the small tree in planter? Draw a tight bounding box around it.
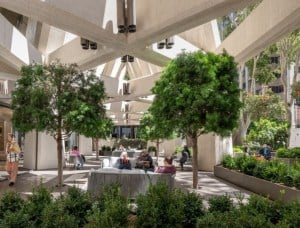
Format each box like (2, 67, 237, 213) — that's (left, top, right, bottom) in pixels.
(138, 112, 174, 157)
(149, 51, 242, 188)
(11, 62, 109, 187)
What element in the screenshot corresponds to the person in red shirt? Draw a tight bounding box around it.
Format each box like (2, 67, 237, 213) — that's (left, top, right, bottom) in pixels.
(156, 156, 176, 175)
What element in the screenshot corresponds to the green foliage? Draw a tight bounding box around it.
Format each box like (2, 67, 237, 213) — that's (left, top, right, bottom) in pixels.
(277, 147, 300, 158)
(246, 118, 289, 149)
(138, 112, 174, 142)
(23, 184, 53, 227)
(0, 209, 33, 228)
(221, 154, 237, 170)
(85, 184, 129, 228)
(62, 186, 93, 226)
(41, 200, 77, 228)
(147, 146, 157, 152)
(0, 191, 24, 219)
(233, 146, 243, 153)
(182, 192, 205, 227)
(136, 181, 185, 228)
(150, 51, 242, 138)
(116, 138, 147, 149)
(208, 195, 233, 213)
(291, 81, 300, 99)
(12, 61, 111, 138)
(222, 155, 300, 189)
(244, 92, 286, 122)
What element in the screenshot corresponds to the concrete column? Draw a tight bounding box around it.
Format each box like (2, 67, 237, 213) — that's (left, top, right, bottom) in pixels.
(78, 135, 93, 155)
(23, 131, 58, 170)
(198, 133, 233, 172)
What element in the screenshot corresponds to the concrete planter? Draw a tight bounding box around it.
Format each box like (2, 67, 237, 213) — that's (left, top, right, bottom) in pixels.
(214, 165, 300, 203)
(276, 157, 299, 165)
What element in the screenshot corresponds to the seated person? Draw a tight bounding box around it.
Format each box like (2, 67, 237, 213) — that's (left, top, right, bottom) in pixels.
(70, 146, 84, 169)
(118, 151, 132, 170)
(258, 144, 271, 160)
(135, 150, 154, 172)
(156, 156, 176, 175)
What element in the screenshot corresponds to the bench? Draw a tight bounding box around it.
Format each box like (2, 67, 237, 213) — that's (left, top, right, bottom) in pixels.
(87, 169, 175, 198)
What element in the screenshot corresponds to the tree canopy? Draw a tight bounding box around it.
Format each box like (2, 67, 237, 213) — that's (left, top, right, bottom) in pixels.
(149, 51, 242, 188)
(11, 61, 112, 186)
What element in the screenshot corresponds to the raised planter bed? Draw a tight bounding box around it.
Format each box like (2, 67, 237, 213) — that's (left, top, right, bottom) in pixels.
(214, 165, 300, 203)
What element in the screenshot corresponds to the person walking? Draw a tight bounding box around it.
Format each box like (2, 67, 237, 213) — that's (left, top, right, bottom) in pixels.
(6, 133, 21, 186)
(180, 145, 190, 171)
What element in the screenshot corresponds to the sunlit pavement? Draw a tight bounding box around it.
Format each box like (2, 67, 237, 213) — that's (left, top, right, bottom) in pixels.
(0, 156, 251, 204)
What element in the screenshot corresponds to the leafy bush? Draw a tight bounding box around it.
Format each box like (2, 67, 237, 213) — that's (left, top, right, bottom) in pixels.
(136, 181, 185, 228)
(22, 183, 53, 227)
(240, 155, 257, 175)
(0, 191, 24, 219)
(182, 192, 205, 228)
(221, 154, 236, 169)
(208, 195, 233, 213)
(41, 200, 77, 228)
(85, 184, 129, 228)
(277, 147, 300, 158)
(148, 146, 157, 152)
(62, 186, 93, 226)
(233, 146, 243, 153)
(0, 209, 32, 228)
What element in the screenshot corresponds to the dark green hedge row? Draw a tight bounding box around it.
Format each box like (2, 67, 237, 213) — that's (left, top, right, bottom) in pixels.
(222, 154, 300, 189)
(276, 147, 300, 158)
(1, 182, 299, 228)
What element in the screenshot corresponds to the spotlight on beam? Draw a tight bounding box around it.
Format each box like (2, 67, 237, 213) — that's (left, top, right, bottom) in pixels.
(80, 38, 89, 49)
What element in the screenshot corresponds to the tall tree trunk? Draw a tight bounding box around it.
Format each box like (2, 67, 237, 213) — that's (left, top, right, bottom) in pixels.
(232, 114, 251, 145)
(95, 138, 99, 160)
(156, 139, 159, 157)
(191, 134, 198, 189)
(56, 129, 63, 188)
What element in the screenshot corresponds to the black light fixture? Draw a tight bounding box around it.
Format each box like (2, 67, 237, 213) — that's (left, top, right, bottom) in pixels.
(123, 82, 130, 95)
(121, 55, 134, 63)
(157, 36, 174, 49)
(80, 38, 89, 49)
(89, 41, 97, 50)
(117, 0, 136, 34)
(80, 38, 98, 50)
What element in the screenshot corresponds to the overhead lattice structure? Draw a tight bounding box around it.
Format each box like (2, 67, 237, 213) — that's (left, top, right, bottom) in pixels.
(0, 0, 300, 125)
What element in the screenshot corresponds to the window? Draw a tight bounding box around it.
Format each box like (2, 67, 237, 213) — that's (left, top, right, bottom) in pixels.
(270, 85, 284, 93)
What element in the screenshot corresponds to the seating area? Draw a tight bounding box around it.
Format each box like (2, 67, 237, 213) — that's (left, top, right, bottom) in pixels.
(88, 168, 175, 198)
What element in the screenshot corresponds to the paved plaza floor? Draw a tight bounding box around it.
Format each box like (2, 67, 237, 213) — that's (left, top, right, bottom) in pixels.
(0, 156, 252, 204)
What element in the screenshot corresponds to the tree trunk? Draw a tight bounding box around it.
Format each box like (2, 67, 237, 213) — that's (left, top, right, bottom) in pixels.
(232, 114, 251, 145)
(191, 135, 198, 189)
(95, 138, 99, 160)
(156, 139, 159, 157)
(56, 130, 64, 188)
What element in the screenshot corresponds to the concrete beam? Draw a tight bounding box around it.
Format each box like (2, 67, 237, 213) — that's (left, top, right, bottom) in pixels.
(0, 14, 42, 69)
(216, 0, 300, 63)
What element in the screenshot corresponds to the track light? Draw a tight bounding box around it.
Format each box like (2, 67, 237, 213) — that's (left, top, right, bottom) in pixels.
(80, 38, 98, 50)
(157, 37, 174, 49)
(81, 38, 89, 49)
(121, 55, 134, 63)
(121, 55, 128, 63)
(117, 0, 136, 34)
(128, 55, 134, 62)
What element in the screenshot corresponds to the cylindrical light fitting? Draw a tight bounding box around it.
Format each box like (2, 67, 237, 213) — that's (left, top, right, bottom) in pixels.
(80, 38, 89, 49)
(89, 41, 97, 50)
(127, 0, 136, 33)
(117, 0, 126, 33)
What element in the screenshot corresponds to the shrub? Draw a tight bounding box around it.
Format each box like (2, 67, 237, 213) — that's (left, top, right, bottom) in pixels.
(62, 186, 93, 226)
(41, 200, 77, 228)
(240, 155, 257, 175)
(0, 209, 32, 228)
(277, 147, 300, 158)
(208, 195, 233, 213)
(182, 192, 205, 228)
(233, 146, 243, 153)
(22, 183, 53, 227)
(136, 181, 185, 228)
(221, 154, 236, 170)
(148, 146, 157, 152)
(85, 184, 129, 228)
(0, 191, 24, 219)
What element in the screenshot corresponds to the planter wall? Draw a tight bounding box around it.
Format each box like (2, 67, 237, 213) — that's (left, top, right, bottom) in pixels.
(275, 157, 299, 165)
(214, 165, 300, 203)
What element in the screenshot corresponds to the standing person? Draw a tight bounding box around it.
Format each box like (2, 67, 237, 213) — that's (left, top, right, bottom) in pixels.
(6, 133, 21, 186)
(118, 151, 132, 170)
(156, 156, 176, 175)
(135, 150, 154, 172)
(70, 146, 84, 169)
(179, 145, 190, 171)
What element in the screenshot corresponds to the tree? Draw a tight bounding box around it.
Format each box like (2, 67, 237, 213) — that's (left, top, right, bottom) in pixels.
(149, 51, 242, 188)
(138, 112, 174, 157)
(246, 118, 289, 149)
(11, 62, 110, 187)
